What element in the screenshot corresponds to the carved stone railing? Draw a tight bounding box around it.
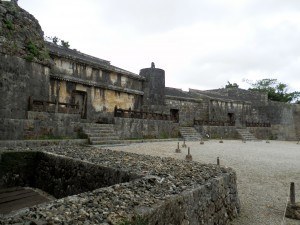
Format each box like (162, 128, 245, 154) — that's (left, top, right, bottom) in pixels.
(28, 96, 80, 114)
(245, 121, 271, 127)
(114, 107, 175, 121)
(194, 119, 235, 126)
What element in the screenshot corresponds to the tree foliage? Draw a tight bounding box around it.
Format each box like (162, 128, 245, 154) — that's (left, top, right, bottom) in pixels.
(225, 81, 239, 88)
(248, 78, 300, 103)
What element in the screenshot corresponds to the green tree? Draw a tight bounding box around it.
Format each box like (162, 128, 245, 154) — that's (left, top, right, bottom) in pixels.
(52, 36, 58, 45)
(248, 78, 300, 103)
(61, 40, 70, 48)
(225, 81, 239, 88)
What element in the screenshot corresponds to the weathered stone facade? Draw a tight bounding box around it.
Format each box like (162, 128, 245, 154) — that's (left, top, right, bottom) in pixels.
(0, 1, 299, 141)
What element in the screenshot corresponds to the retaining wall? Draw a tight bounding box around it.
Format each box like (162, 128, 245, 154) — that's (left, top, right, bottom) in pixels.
(195, 125, 239, 139)
(0, 112, 83, 140)
(0, 148, 240, 224)
(114, 117, 180, 139)
(138, 173, 239, 225)
(0, 151, 140, 198)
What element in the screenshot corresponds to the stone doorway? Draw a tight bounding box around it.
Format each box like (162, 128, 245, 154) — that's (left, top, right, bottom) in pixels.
(170, 109, 179, 123)
(72, 91, 87, 119)
(228, 112, 235, 123)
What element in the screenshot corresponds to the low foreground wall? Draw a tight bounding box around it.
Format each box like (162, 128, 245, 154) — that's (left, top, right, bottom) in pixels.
(0, 146, 240, 224)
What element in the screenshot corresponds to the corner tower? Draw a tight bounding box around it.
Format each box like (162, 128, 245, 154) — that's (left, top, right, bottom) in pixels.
(139, 62, 165, 111)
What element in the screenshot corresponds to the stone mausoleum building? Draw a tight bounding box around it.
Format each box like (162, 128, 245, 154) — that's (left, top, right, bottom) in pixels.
(1, 1, 300, 143)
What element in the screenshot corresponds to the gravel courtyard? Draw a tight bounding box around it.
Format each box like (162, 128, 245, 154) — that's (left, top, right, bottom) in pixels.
(107, 140, 300, 225)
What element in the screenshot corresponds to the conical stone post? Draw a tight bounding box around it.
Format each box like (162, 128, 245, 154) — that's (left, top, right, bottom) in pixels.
(175, 142, 181, 153)
(185, 147, 193, 161)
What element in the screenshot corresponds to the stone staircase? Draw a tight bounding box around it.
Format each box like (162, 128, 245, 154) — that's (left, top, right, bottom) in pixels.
(236, 128, 258, 141)
(82, 123, 121, 145)
(179, 126, 202, 141)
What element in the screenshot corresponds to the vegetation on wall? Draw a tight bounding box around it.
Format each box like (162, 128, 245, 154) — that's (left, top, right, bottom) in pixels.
(225, 81, 239, 88)
(45, 35, 70, 48)
(224, 79, 300, 103)
(0, 1, 51, 65)
(247, 78, 300, 103)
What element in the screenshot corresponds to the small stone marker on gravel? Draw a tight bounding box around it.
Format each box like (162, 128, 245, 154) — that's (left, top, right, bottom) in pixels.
(266, 140, 270, 143)
(175, 142, 181, 153)
(219, 137, 223, 143)
(285, 182, 300, 220)
(185, 147, 193, 161)
(200, 138, 204, 145)
(242, 139, 246, 143)
(217, 157, 220, 165)
(182, 139, 187, 148)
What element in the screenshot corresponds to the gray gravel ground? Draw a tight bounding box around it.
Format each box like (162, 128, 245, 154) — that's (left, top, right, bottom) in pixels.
(107, 140, 300, 225)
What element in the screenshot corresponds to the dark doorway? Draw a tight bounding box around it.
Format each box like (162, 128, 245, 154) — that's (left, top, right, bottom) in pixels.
(170, 109, 179, 123)
(228, 113, 235, 124)
(72, 91, 87, 119)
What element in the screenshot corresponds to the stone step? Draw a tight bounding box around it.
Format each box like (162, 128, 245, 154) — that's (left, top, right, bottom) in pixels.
(236, 128, 257, 141)
(179, 126, 202, 141)
(90, 140, 124, 145)
(83, 130, 115, 134)
(83, 124, 115, 129)
(85, 133, 117, 137)
(82, 123, 120, 145)
(89, 136, 120, 141)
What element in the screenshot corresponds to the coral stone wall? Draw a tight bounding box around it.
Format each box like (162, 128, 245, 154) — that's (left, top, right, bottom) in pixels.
(165, 98, 205, 126)
(0, 151, 141, 198)
(0, 54, 50, 120)
(0, 112, 82, 140)
(114, 117, 180, 139)
(0, 147, 240, 225)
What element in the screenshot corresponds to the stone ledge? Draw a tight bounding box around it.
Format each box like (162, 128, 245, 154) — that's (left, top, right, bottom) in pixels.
(0, 139, 88, 148)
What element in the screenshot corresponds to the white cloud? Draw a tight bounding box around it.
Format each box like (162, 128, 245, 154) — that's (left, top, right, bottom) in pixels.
(19, 0, 300, 92)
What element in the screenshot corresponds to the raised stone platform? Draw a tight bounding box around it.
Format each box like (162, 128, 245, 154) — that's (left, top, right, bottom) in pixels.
(0, 146, 240, 224)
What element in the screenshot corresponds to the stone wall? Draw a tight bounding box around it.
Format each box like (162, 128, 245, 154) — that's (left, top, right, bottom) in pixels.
(0, 111, 83, 140)
(195, 125, 239, 139)
(165, 97, 205, 126)
(0, 54, 50, 119)
(293, 104, 300, 139)
(247, 127, 272, 140)
(114, 117, 179, 139)
(49, 56, 144, 120)
(0, 1, 50, 64)
(139, 173, 239, 225)
(256, 101, 297, 140)
(209, 100, 252, 125)
(0, 147, 240, 224)
(208, 88, 268, 105)
(0, 151, 141, 198)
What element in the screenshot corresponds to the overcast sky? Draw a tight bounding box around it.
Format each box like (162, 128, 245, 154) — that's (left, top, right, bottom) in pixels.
(19, 0, 300, 92)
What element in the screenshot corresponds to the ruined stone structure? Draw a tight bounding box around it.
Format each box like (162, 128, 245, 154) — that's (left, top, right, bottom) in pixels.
(0, 146, 240, 224)
(1, 1, 299, 141)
